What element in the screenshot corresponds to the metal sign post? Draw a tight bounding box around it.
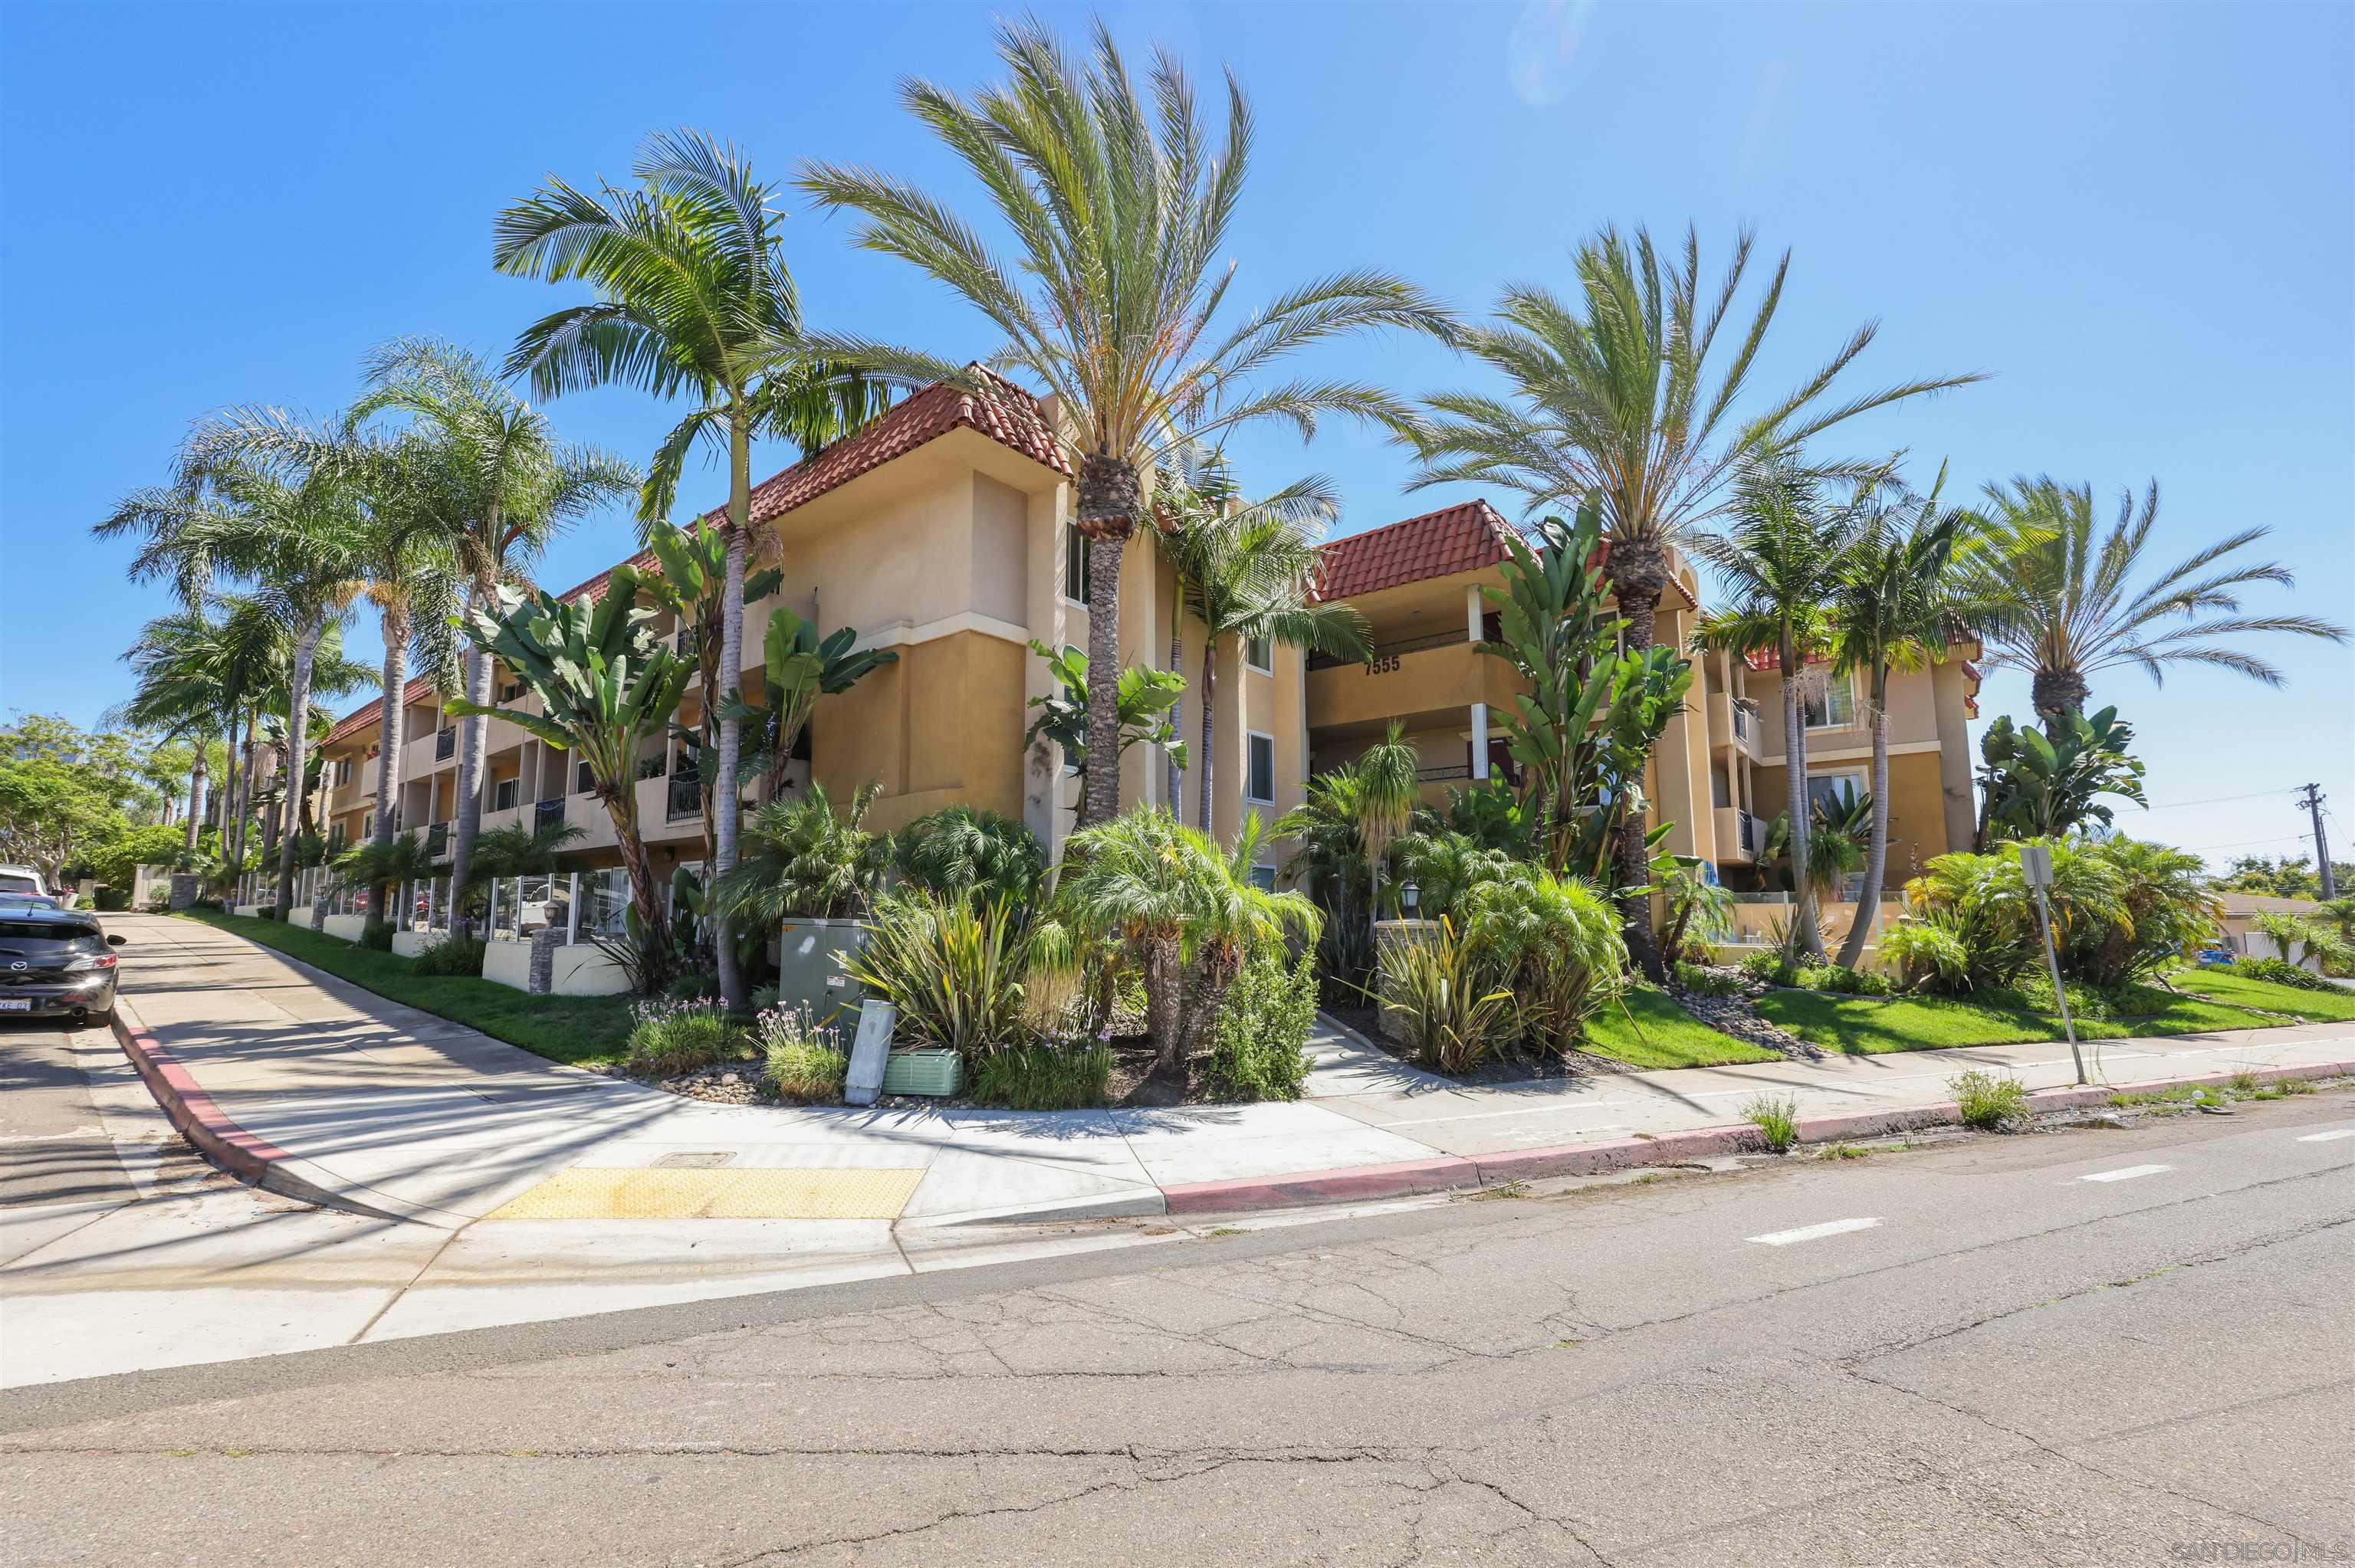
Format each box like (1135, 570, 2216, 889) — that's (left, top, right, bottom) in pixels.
(2018, 845, 2085, 1084)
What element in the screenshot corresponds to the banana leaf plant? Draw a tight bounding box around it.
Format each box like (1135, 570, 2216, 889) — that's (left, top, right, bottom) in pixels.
(721, 607, 899, 803)
(447, 566, 692, 992)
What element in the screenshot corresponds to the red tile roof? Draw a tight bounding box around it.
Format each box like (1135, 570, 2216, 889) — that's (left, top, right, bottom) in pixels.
(1313, 500, 1519, 602)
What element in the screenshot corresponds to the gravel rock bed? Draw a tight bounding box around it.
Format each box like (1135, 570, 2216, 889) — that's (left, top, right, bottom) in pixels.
(1666, 969, 1821, 1060)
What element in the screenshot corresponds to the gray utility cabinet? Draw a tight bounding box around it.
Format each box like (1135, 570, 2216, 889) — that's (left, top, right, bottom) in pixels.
(774, 917, 868, 1032)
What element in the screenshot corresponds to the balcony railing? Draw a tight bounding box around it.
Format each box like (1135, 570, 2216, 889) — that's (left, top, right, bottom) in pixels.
(1309, 628, 1470, 671)
(425, 822, 448, 859)
(1731, 703, 1750, 742)
(435, 727, 455, 761)
(666, 776, 703, 822)
(534, 799, 566, 834)
(1415, 764, 1471, 783)
(1737, 809, 1758, 855)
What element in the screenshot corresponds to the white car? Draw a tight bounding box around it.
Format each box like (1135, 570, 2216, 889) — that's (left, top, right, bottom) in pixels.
(0, 865, 48, 900)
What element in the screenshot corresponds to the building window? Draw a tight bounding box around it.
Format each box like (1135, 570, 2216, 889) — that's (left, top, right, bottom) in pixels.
(333, 758, 352, 788)
(500, 680, 524, 703)
(1248, 864, 1276, 892)
(575, 759, 593, 795)
(493, 778, 518, 812)
(1244, 634, 1273, 673)
(1063, 523, 1092, 605)
(1802, 674, 1857, 730)
(1245, 731, 1276, 804)
(1806, 769, 1868, 818)
(361, 812, 374, 838)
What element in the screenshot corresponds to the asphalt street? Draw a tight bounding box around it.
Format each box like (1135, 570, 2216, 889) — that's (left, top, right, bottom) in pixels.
(0, 1022, 134, 1210)
(2, 1088, 2350, 1566)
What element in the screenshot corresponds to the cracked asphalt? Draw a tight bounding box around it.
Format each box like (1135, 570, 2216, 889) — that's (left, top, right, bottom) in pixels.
(3, 1089, 2350, 1566)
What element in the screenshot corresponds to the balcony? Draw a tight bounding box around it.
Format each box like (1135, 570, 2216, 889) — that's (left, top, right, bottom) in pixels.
(425, 822, 448, 860)
(1710, 692, 1762, 759)
(1712, 806, 1759, 864)
(434, 727, 456, 762)
(534, 798, 567, 835)
(666, 775, 703, 823)
(1306, 639, 1522, 733)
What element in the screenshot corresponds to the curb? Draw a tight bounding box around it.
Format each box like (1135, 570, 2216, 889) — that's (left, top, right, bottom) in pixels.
(1159, 1058, 2355, 1217)
(108, 999, 420, 1224)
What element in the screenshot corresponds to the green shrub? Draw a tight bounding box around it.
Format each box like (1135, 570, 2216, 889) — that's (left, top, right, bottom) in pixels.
(842, 891, 1038, 1057)
(1460, 865, 1627, 1048)
(894, 805, 1045, 908)
(1673, 961, 1742, 998)
(1738, 949, 1798, 987)
(665, 971, 721, 1002)
(1949, 1069, 2029, 1130)
(1795, 963, 1891, 996)
(1378, 917, 1513, 1074)
(624, 998, 741, 1077)
(754, 1005, 847, 1103)
(1742, 1093, 1798, 1153)
(1877, 911, 1972, 993)
(971, 1043, 1112, 1110)
(2228, 956, 2335, 992)
(1204, 952, 1319, 1102)
(751, 984, 782, 1014)
(359, 918, 395, 952)
(413, 933, 488, 977)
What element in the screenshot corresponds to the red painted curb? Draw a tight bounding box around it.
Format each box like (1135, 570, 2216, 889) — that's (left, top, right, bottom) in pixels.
(1161, 1155, 1480, 1215)
(110, 1009, 293, 1186)
(1470, 1124, 1765, 1185)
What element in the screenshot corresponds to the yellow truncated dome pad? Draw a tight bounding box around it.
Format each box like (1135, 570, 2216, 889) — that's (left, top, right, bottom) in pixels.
(484, 1166, 928, 1221)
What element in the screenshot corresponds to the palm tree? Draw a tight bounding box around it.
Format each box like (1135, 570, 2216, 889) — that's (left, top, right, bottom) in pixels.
(1978, 477, 2347, 721)
(1410, 227, 1980, 959)
(1151, 454, 1368, 830)
(113, 609, 231, 855)
(340, 339, 636, 941)
(1689, 458, 1864, 960)
(496, 133, 889, 1013)
(1826, 475, 2018, 967)
(799, 17, 1453, 831)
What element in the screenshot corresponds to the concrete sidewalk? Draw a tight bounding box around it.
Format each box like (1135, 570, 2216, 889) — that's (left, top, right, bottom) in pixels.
(8, 912, 2350, 1386)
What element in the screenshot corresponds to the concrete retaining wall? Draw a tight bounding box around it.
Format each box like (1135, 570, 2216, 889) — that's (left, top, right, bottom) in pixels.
(321, 915, 368, 943)
(483, 938, 534, 992)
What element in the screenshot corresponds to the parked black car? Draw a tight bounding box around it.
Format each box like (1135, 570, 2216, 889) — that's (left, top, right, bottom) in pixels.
(0, 907, 126, 1024)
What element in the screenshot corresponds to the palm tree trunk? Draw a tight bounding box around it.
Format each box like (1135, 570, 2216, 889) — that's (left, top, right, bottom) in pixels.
(183, 753, 206, 855)
(1167, 624, 1184, 815)
(1197, 636, 1217, 834)
(272, 615, 322, 914)
(448, 572, 495, 938)
(712, 414, 752, 1012)
(371, 613, 406, 853)
(1076, 454, 1140, 831)
(232, 714, 255, 882)
(1836, 668, 1892, 970)
(1783, 654, 1825, 959)
(1144, 933, 1184, 1074)
(1613, 581, 1668, 983)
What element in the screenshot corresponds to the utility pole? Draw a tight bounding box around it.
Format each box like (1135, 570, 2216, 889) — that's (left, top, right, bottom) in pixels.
(2298, 783, 2335, 899)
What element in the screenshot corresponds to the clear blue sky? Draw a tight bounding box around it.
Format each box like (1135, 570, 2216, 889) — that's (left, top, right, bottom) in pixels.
(5, 1, 2349, 871)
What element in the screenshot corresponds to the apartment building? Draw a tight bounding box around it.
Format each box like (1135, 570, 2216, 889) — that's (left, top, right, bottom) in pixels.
(1300, 500, 1983, 892)
(302, 369, 1312, 940)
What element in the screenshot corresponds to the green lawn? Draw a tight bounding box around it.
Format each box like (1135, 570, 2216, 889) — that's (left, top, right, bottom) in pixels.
(176, 909, 636, 1065)
(1756, 985, 2284, 1056)
(1581, 986, 1783, 1071)
(2169, 966, 2355, 1022)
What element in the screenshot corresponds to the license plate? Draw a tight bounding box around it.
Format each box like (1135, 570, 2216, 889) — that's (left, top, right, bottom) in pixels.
(0, 999, 31, 1012)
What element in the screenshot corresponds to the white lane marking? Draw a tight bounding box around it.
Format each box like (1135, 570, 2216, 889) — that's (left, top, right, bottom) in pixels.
(2296, 1129, 2355, 1143)
(1747, 1217, 1880, 1246)
(2081, 1163, 2173, 1183)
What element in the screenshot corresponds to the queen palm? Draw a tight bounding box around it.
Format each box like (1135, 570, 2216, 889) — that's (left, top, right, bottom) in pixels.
(496, 132, 889, 1012)
(343, 339, 636, 940)
(1690, 458, 1864, 960)
(1826, 475, 2018, 967)
(1978, 477, 2347, 721)
(1151, 454, 1368, 830)
(1411, 227, 1979, 957)
(114, 609, 231, 855)
(799, 17, 1453, 831)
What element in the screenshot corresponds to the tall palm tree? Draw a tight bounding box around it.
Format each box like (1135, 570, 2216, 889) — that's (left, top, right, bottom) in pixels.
(1151, 454, 1368, 830)
(343, 339, 636, 940)
(1826, 474, 2017, 967)
(1409, 227, 1979, 958)
(113, 609, 230, 855)
(1689, 458, 1865, 960)
(1978, 477, 2347, 721)
(799, 17, 1453, 831)
(496, 132, 888, 1012)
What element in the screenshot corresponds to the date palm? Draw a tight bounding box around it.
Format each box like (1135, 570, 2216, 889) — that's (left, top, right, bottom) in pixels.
(1977, 477, 2347, 721)
(799, 16, 1453, 830)
(1826, 473, 2018, 967)
(1690, 458, 1866, 960)
(1151, 452, 1368, 830)
(496, 132, 889, 1011)
(346, 339, 636, 941)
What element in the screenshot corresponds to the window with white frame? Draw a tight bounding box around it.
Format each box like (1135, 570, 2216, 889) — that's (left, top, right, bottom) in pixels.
(1805, 769, 1868, 818)
(493, 778, 519, 812)
(1244, 634, 1273, 673)
(1063, 522, 1092, 605)
(1245, 731, 1276, 804)
(1802, 673, 1857, 729)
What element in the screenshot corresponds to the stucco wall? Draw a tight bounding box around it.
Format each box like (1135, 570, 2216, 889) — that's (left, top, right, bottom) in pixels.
(1750, 749, 1958, 884)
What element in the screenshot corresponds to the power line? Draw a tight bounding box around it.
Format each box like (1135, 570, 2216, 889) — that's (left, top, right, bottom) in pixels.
(2135, 788, 2302, 812)
(2182, 832, 2312, 855)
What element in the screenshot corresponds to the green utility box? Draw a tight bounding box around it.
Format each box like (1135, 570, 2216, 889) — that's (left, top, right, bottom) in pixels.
(881, 1047, 963, 1097)
(773, 917, 867, 1032)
